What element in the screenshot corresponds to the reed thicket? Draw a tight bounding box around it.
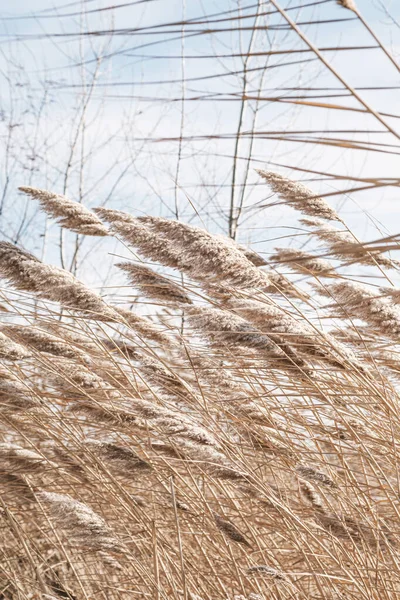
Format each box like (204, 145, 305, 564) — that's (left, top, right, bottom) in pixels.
(1, 173, 400, 599)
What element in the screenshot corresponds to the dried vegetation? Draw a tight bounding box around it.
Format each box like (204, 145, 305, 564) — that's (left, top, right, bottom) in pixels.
(0, 173, 400, 600)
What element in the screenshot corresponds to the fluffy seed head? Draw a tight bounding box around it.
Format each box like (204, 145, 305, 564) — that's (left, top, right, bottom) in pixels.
(85, 440, 151, 474)
(247, 565, 286, 580)
(95, 208, 184, 269)
(1, 324, 89, 361)
(0, 242, 115, 320)
(0, 331, 31, 360)
(37, 491, 121, 551)
(270, 248, 334, 277)
(296, 464, 336, 488)
(328, 281, 400, 338)
(117, 262, 192, 304)
(19, 186, 108, 236)
(214, 513, 251, 547)
(337, 0, 357, 11)
(257, 171, 340, 220)
(302, 218, 399, 269)
(0, 443, 47, 473)
(137, 216, 273, 290)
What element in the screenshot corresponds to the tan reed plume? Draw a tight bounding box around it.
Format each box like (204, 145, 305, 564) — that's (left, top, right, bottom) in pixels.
(0, 241, 115, 319)
(296, 464, 336, 489)
(19, 186, 108, 236)
(84, 440, 151, 474)
(43, 356, 121, 404)
(226, 298, 361, 370)
(0, 331, 31, 360)
(0, 242, 173, 347)
(326, 281, 400, 338)
(113, 306, 175, 347)
(100, 210, 273, 288)
(337, 0, 357, 11)
(98, 209, 307, 299)
(137, 352, 197, 401)
(185, 305, 306, 371)
(117, 262, 192, 304)
(85, 386, 216, 446)
(302, 218, 399, 269)
(237, 244, 267, 266)
(316, 512, 385, 548)
(0, 369, 39, 412)
(173, 437, 246, 482)
(380, 286, 400, 305)
(68, 400, 138, 426)
(0, 442, 48, 473)
(257, 170, 340, 220)
(270, 248, 334, 277)
(299, 480, 324, 511)
(94, 207, 184, 269)
(1, 324, 89, 361)
(214, 513, 251, 547)
(36, 491, 121, 551)
(246, 565, 286, 580)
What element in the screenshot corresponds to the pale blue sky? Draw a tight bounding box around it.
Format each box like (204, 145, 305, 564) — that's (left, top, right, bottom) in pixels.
(0, 0, 399, 286)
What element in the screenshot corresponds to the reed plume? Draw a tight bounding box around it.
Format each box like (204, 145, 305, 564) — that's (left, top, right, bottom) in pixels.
(226, 297, 361, 370)
(296, 464, 336, 489)
(0, 370, 39, 412)
(214, 513, 251, 547)
(85, 440, 151, 474)
(237, 245, 267, 266)
(257, 170, 340, 220)
(302, 218, 399, 269)
(0, 242, 115, 319)
(270, 248, 334, 277)
(0, 442, 48, 473)
(117, 262, 192, 304)
(185, 305, 306, 370)
(0, 242, 172, 348)
(0, 331, 31, 360)
(94, 207, 185, 269)
(1, 324, 89, 361)
(326, 281, 400, 337)
(246, 565, 286, 580)
(19, 186, 108, 236)
(337, 0, 357, 11)
(36, 492, 121, 552)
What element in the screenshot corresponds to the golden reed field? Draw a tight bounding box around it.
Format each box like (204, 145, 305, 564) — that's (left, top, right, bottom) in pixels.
(0, 173, 400, 599)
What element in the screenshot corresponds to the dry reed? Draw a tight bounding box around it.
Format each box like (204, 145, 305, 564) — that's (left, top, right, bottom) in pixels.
(257, 170, 340, 220)
(1, 182, 400, 600)
(19, 186, 108, 236)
